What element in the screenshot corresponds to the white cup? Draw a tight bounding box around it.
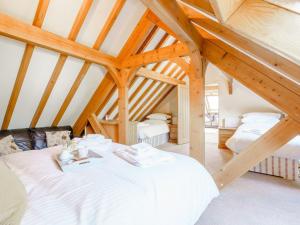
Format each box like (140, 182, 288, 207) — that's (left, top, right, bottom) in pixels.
(78, 148, 89, 158)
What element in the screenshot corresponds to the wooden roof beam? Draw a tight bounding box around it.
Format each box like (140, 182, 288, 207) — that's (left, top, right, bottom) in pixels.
(52, 0, 126, 126)
(170, 57, 190, 74)
(0, 12, 119, 68)
(136, 67, 185, 85)
(30, 0, 94, 127)
(141, 0, 203, 51)
(179, 0, 215, 16)
(203, 39, 300, 123)
(1, 0, 50, 130)
(121, 43, 189, 68)
(179, 2, 300, 85)
(73, 10, 156, 135)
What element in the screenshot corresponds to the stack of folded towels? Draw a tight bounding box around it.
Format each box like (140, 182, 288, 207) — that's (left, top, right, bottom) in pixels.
(114, 143, 175, 168)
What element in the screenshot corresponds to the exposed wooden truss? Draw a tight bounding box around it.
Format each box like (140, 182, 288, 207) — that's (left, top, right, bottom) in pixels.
(52, 0, 126, 126)
(121, 43, 189, 68)
(136, 67, 186, 85)
(1, 0, 50, 129)
(73, 10, 156, 135)
(0, 13, 119, 68)
(0, 0, 299, 190)
(179, 2, 300, 85)
(30, 0, 94, 127)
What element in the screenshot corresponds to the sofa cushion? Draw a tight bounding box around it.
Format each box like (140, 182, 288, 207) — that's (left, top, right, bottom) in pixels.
(0, 135, 22, 156)
(0, 129, 33, 151)
(29, 126, 73, 149)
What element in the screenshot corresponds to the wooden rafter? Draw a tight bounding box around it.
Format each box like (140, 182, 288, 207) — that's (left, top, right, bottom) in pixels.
(179, 2, 300, 85)
(52, 0, 126, 126)
(136, 70, 186, 121)
(121, 43, 189, 68)
(88, 113, 109, 137)
(136, 67, 185, 85)
(170, 57, 190, 74)
(148, 9, 300, 122)
(214, 117, 300, 188)
(141, 0, 203, 50)
(203, 39, 300, 123)
(73, 10, 156, 135)
(0, 13, 119, 68)
(1, 0, 50, 129)
(129, 63, 179, 121)
(30, 0, 94, 127)
(141, 0, 207, 164)
(179, 0, 215, 15)
(97, 26, 166, 120)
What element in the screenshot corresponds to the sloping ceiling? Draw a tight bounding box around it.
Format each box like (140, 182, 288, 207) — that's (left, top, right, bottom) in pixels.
(1, 0, 299, 132)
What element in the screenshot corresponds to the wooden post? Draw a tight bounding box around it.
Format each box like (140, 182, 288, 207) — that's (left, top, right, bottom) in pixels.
(118, 69, 130, 144)
(189, 53, 207, 165)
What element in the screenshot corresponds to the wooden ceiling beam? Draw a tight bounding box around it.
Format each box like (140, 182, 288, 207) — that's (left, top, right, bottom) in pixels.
(136, 67, 185, 85)
(136, 70, 185, 121)
(179, 2, 300, 85)
(128, 63, 178, 120)
(30, 0, 94, 128)
(96, 24, 162, 120)
(1, 0, 50, 129)
(133, 69, 184, 121)
(73, 10, 156, 135)
(0, 12, 119, 68)
(122, 43, 189, 68)
(52, 0, 126, 126)
(203, 39, 300, 123)
(179, 0, 215, 16)
(170, 57, 190, 74)
(141, 0, 203, 50)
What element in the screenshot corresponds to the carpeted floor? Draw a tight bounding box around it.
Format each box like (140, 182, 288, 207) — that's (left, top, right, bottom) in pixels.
(158, 129, 300, 225)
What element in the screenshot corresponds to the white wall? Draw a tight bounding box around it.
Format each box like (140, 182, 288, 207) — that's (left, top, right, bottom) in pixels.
(153, 87, 178, 118)
(153, 63, 280, 127)
(206, 63, 280, 127)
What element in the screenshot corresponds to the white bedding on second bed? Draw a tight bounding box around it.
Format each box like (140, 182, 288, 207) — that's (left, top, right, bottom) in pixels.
(137, 119, 170, 139)
(2, 143, 218, 225)
(226, 122, 300, 160)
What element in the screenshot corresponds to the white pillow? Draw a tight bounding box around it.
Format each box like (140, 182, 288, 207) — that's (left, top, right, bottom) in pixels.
(146, 113, 171, 121)
(242, 112, 282, 120)
(241, 112, 282, 124)
(241, 117, 279, 124)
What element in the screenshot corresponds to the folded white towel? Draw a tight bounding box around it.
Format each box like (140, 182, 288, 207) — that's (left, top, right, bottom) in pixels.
(114, 148, 175, 168)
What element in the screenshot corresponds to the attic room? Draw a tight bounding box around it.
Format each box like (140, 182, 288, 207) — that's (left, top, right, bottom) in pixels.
(0, 1, 299, 225)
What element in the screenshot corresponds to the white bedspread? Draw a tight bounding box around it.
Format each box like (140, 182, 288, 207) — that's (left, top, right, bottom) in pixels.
(137, 119, 170, 139)
(2, 143, 218, 225)
(226, 122, 300, 160)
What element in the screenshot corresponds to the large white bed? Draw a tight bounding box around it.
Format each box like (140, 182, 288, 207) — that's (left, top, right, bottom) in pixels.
(1, 143, 218, 225)
(226, 113, 300, 181)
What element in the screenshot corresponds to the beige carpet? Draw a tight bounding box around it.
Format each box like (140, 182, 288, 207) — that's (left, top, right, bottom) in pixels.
(158, 129, 300, 225)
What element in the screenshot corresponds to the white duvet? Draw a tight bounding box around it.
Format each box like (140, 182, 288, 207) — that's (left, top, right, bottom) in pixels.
(137, 119, 170, 139)
(226, 122, 300, 160)
(2, 143, 218, 225)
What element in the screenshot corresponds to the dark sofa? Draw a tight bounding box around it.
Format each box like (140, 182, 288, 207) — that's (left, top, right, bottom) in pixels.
(0, 126, 73, 151)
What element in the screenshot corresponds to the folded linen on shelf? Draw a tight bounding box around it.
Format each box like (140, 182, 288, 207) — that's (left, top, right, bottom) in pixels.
(114, 144, 175, 168)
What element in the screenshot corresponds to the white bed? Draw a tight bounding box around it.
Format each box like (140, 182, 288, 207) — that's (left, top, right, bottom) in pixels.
(129, 119, 170, 147)
(1, 143, 218, 225)
(226, 120, 300, 181)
